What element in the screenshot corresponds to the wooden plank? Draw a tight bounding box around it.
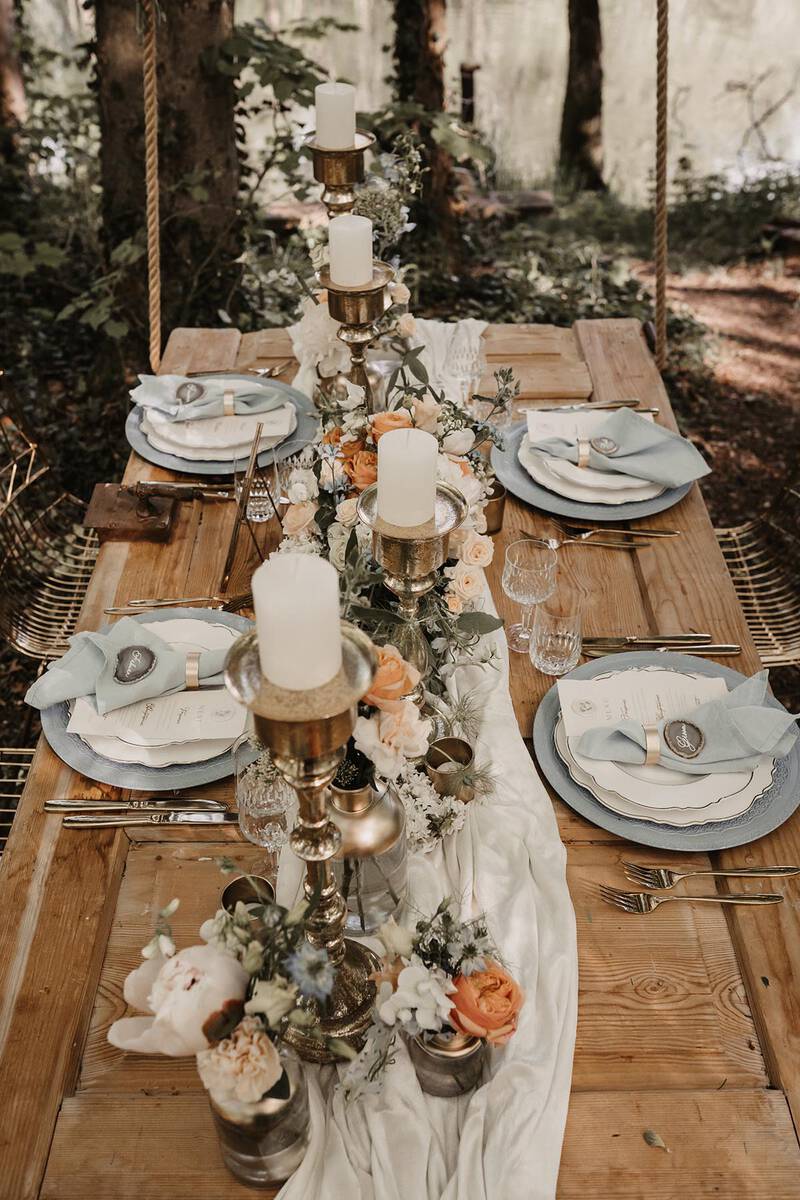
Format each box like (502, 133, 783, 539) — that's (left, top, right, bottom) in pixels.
(482, 324, 581, 360)
(237, 328, 293, 366)
(479, 359, 592, 401)
(41, 1089, 800, 1199)
(159, 327, 242, 375)
(574, 319, 800, 1130)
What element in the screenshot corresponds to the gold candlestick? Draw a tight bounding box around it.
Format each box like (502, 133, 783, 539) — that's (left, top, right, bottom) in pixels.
(356, 483, 469, 687)
(225, 623, 381, 1062)
(317, 261, 395, 415)
(304, 130, 376, 219)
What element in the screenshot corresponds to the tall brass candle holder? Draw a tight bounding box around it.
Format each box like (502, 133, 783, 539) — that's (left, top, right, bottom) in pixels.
(304, 130, 376, 218)
(356, 482, 469, 688)
(225, 623, 382, 1062)
(317, 261, 395, 415)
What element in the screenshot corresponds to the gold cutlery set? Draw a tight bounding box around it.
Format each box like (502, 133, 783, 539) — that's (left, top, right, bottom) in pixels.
(46, 796, 237, 828)
(600, 862, 799, 915)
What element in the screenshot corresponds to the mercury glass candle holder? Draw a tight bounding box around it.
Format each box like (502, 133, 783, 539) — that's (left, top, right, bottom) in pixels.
(304, 130, 376, 218)
(317, 261, 395, 415)
(224, 623, 381, 1062)
(356, 482, 469, 687)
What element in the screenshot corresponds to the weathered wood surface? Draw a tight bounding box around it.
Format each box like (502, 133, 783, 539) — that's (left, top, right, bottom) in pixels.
(1, 319, 799, 1199)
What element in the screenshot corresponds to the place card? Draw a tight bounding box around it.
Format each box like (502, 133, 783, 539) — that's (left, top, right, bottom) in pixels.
(68, 689, 247, 745)
(557, 668, 728, 740)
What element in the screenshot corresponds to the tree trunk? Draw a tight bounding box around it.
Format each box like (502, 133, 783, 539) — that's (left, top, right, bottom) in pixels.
(559, 0, 605, 191)
(0, 0, 26, 161)
(392, 0, 455, 246)
(94, 0, 241, 335)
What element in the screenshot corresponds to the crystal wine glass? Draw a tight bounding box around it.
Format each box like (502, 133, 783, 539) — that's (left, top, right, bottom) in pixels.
(501, 538, 557, 653)
(233, 736, 295, 880)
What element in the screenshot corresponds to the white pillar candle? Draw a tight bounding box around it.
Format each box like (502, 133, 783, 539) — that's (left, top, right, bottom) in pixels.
(377, 427, 438, 527)
(315, 81, 356, 150)
(329, 214, 373, 287)
(252, 554, 342, 690)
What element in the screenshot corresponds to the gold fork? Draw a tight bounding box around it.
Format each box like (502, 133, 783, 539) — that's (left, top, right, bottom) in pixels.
(622, 861, 800, 891)
(104, 591, 252, 615)
(598, 884, 783, 914)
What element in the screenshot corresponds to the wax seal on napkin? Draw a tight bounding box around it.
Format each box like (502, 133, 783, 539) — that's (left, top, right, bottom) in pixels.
(590, 436, 619, 456)
(176, 381, 206, 404)
(663, 719, 704, 758)
(114, 645, 157, 685)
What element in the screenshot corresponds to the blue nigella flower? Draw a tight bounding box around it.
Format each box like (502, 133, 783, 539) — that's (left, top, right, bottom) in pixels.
(286, 942, 335, 1002)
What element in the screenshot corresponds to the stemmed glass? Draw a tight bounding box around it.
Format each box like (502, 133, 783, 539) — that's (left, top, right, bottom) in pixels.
(501, 538, 557, 653)
(233, 736, 295, 881)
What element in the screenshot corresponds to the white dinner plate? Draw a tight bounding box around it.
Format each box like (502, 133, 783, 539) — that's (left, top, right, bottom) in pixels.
(545, 457, 660, 493)
(141, 405, 297, 461)
(518, 437, 664, 504)
(76, 619, 242, 766)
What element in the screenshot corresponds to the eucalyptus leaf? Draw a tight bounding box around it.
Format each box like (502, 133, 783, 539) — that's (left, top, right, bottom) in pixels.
(348, 605, 407, 628)
(642, 1129, 669, 1152)
(455, 612, 504, 636)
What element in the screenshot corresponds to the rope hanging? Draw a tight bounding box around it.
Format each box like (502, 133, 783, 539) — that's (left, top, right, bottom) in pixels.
(142, 0, 162, 373)
(654, 0, 669, 371)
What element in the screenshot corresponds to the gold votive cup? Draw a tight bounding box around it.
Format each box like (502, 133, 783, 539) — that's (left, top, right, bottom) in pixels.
(484, 480, 507, 535)
(221, 875, 276, 914)
(425, 737, 475, 803)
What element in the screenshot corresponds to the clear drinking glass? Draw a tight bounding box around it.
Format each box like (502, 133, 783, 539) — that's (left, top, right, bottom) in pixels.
(501, 538, 557, 652)
(234, 737, 295, 875)
(233, 461, 278, 523)
(529, 598, 582, 676)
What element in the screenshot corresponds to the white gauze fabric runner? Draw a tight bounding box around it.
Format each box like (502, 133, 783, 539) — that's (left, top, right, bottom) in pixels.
(275, 590, 578, 1200)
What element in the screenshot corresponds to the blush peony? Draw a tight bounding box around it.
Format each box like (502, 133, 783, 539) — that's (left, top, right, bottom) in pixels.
(449, 961, 524, 1046)
(196, 1015, 282, 1104)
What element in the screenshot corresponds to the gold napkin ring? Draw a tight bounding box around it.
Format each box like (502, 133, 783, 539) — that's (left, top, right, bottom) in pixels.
(223, 389, 235, 416)
(577, 438, 591, 469)
(185, 651, 201, 690)
(643, 723, 661, 766)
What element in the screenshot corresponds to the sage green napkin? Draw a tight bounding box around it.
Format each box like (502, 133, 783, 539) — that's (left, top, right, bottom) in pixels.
(131, 374, 288, 422)
(25, 618, 228, 714)
(531, 408, 710, 488)
(576, 670, 798, 775)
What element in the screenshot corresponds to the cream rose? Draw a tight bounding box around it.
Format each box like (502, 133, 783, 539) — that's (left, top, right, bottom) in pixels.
(445, 590, 464, 615)
(451, 560, 485, 601)
(336, 496, 360, 528)
(412, 394, 441, 434)
(392, 281, 411, 304)
(397, 312, 417, 337)
(459, 530, 494, 567)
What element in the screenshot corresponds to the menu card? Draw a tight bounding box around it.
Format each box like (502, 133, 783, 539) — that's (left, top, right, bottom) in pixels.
(557, 668, 728, 740)
(525, 408, 654, 442)
(68, 688, 247, 745)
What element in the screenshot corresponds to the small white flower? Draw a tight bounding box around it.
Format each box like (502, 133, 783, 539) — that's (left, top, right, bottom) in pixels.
(378, 917, 415, 960)
(377, 955, 454, 1032)
(340, 380, 367, 411)
(245, 977, 298, 1027)
(286, 467, 319, 505)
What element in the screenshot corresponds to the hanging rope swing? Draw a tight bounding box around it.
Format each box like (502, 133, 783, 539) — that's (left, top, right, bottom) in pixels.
(142, 0, 161, 373)
(137, 0, 669, 375)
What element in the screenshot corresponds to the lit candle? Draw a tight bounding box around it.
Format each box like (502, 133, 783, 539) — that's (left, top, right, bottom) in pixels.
(329, 214, 373, 287)
(252, 554, 342, 690)
(314, 81, 356, 150)
(377, 428, 438, 527)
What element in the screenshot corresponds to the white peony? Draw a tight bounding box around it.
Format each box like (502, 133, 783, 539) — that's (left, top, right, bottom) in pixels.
(442, 429, 475, 456)
(108, 944, 249, 1056)
(288, 297, 350, 378)
(377, 955, 455, 1032)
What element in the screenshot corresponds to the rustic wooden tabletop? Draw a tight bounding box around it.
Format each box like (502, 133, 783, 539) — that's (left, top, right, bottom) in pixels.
(1, 319, 799, 1199)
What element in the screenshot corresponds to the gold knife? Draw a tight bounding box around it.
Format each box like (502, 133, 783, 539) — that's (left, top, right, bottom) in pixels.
(584, 643, 741, 658)
(46, 797, 228, 813)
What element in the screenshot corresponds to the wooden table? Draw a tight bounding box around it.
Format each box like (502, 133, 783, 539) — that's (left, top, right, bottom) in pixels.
(2, 320, 800, 1199)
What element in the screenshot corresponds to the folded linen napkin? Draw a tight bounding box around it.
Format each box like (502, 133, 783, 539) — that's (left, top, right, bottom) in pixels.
(25, 618, 228, 714)
(131, 374, 288, 422)
(576, 670, 798, 774)
(530, 407, 710, 488)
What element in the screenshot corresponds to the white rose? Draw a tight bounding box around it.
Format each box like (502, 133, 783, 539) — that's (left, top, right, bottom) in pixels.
(319, 457, 348, 491)
(437, 454, 484, 508)
(397, 313, 417, 337)
(459, 529, 494, 567)
(336, 497, 360, 527)
(412, 394, 441, 435)
(445, 590, 464, 615)
(442, 429, 475, 456)
(392, 281, 411, 304)
(451, 560, 485, 601)
(108, 945, 249, 1056)
(327, 522, 349, 571)
(354, 713, 405, 779)
(286, 467, 319, 505)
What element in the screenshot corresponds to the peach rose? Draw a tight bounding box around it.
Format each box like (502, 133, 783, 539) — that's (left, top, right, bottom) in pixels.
(450, 961, 524, 1046)
(363, 643, 420, 710)
(283, 501, 318, 536)
(445, 591, 464, 615)
(345, 449, 378, 491)
(323, 427, 365, 460)
(371, 408, 413, 442)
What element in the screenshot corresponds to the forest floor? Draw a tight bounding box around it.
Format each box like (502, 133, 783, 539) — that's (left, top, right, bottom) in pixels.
(2, 258, 799, 746)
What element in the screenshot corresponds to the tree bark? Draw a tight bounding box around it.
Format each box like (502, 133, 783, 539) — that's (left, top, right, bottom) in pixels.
(392, 0, 455, 245)
(559, 0, 605, 191)
(94, 0, 241, 332)
(0, 0, 26, 161)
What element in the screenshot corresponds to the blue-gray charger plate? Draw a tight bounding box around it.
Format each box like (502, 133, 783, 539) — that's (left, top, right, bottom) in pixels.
(532, 650, 800, 851)
(126, 374, 318, 477)
(491, 422, 693, 522)
(40, 608, 257, 792)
